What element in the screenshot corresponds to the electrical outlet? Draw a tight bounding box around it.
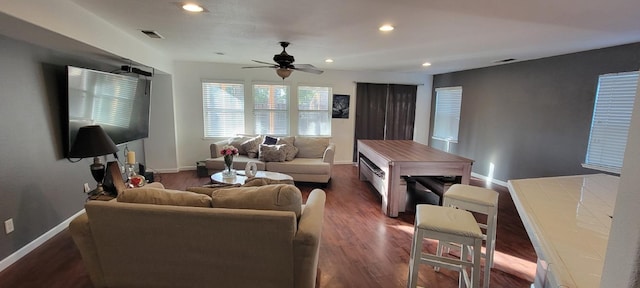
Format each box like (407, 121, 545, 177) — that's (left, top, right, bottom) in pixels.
(83, 183, 91, 193)
(5, 218, 14, 234)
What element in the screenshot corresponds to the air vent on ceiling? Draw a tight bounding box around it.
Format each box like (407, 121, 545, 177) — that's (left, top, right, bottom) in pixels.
(494, 58, 516, 63)
(140, 30, 164, 39)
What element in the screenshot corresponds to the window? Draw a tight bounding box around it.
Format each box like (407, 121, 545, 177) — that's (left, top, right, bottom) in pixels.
(584, 71, 638, 174)
(298, 86, 331, 136)
(432, 86, 463, 143)
(202, 81, 245, 137)
(254, 84, 289, 135)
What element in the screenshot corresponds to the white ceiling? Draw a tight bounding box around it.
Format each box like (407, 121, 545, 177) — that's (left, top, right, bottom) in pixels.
(69, 0, 640, 74)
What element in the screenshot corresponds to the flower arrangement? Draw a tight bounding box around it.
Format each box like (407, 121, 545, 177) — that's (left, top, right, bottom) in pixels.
(220, 145, 239, 173)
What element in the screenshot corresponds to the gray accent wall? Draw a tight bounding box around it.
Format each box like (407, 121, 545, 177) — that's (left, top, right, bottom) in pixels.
(432, 43, 640, 182)
(0, 34, 148, 260)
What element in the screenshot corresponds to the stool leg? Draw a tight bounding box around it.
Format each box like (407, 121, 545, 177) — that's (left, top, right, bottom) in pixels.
(407, 228, 423, 288)
(472, 239, 482, 288)
(488, 208, 498, 268)
(460, 244, 468, 288)
(483, 208, 497, 288)
(434, 240, 442, 272)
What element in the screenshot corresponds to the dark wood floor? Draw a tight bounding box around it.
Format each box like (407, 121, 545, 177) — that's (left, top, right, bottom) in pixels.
(0, 164, 537, 287)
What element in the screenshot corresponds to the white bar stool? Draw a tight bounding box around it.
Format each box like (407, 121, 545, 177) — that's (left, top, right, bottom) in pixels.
(439, 184, 499, 288)
(408, 204, 483, 288)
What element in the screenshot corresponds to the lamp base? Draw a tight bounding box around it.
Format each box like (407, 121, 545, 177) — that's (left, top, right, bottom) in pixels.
(87, 183, 109, 197)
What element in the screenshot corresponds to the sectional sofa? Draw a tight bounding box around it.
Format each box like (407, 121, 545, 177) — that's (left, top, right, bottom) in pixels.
(206, 135, 335, 183)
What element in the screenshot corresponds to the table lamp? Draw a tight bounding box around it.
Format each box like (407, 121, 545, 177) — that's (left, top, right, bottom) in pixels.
(69, 125, 119, 196)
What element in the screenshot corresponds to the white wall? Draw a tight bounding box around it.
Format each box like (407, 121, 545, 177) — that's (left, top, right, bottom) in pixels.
(0, 0, 172, 74)
(170, 61, 432, 169)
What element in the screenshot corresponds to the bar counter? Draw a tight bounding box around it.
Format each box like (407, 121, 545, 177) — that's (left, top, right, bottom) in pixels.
(508, 174, 619, 288)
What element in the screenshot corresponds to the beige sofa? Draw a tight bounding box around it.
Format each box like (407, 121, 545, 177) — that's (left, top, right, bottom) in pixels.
(207, 136, 335, 183)
(69, 183, 326, 288)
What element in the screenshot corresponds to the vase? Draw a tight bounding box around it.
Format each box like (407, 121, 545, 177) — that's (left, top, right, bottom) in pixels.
(223, 155, 236, 178)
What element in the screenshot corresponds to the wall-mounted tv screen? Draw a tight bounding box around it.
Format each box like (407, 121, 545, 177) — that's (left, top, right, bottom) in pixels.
(65, 65, 151, 157)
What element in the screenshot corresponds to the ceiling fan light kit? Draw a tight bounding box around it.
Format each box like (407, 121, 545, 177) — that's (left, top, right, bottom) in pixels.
(276, 68, 292, 79)
(242, 41, 323, 79)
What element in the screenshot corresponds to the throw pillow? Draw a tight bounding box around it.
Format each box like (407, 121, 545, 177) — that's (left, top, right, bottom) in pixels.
(276, 136, 295, 145)
(211, 184, 302, 218)
(240, 135, 262, 158)
(294, 137, 330, 158)
(263, 135, 278, 145)
(117, 187, 212, 207)
(227, 136, 251, 155)
(259, 144, 286, 162)
(276, 137, 298, 161)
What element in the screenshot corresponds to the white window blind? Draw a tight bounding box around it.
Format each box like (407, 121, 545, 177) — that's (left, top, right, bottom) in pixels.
(298, 86, 331, 136)
(584, 71, 638, 173)
(432, 86, 463, 143)
(254, 84, 289, 135)
(202, 81, 245, 137)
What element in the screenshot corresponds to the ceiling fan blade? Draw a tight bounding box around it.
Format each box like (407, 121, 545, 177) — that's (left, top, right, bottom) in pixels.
(252, 60, 278, 65)
(292, 64, 324, 74)
(242, 65, 278, 69)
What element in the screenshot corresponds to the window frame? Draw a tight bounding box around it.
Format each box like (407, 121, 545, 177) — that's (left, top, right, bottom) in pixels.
(432, 86, 463, 144)
(252, 82, 290, 136)
(583, 71, 639, 174)
(297, 85, 332, 136)
(201, 80, 246, 138)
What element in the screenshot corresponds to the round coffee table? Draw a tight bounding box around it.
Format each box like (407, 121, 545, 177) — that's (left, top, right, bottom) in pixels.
(210, 170, 293, 184)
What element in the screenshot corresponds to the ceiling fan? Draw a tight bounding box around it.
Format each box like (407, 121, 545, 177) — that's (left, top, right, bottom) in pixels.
(242, 42, 324, 79)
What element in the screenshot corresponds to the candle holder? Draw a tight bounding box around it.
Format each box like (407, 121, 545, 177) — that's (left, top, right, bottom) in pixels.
(126, 163, 146, 187)
(126, 163, 137, 178)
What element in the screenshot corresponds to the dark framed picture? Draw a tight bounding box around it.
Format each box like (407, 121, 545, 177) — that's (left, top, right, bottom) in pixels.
(332, 94, 350, 119)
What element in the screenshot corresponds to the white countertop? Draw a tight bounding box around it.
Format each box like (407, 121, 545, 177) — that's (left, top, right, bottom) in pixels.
(508, 174, 619, 288)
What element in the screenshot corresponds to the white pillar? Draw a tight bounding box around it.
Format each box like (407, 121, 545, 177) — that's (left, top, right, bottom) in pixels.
(601, 72, 640, 287)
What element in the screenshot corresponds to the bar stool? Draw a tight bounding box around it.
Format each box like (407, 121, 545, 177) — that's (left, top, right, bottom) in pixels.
(438, 184, 499, 288)
(408, 204, 483, 288)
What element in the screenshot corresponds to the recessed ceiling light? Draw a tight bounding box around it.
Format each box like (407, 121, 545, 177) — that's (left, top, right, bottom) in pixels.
(379, 25, 394, 32)
(422, 62, 432, 67)
(325, 59, 334, 63)
(182, 3, 204, 12)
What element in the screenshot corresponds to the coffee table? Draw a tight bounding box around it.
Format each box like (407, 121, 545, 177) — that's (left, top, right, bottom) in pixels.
(210, 170, 293, 185)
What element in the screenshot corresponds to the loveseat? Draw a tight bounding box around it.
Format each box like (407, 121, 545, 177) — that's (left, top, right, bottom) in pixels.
(69, 183, 326, 288)
(206, 135, 335, 183)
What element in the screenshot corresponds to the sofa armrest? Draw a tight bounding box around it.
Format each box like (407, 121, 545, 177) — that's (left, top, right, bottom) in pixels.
(142, 182, 165, 189)
(293, 189, 326, 288)
(69, 213, 106, 287)
(210, 140, 228, 158)
(322, 143, 335, 164)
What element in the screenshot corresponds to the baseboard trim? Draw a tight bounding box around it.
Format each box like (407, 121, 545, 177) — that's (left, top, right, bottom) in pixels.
(153, 168, 180, 173)
(0, 209, 85, 273)
(471, 172, 508, 188)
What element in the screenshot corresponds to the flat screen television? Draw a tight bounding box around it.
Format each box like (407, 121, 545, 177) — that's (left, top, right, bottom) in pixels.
(64, 65, 151, 157)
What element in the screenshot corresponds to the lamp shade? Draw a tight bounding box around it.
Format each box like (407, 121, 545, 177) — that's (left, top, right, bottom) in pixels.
(69, 125, 119, 158)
